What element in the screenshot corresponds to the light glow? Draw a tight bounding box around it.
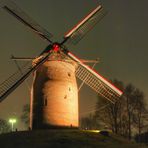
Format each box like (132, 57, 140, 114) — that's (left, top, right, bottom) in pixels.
(90, 130, 100, 133)
(9, 118, 16, 131)
(9, 118, 16, 123)
(83, 130, 100, 133)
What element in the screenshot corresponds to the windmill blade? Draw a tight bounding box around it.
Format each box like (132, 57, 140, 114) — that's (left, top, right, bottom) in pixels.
(0, 0, 53, 43)
(0, 53, 50, 102)
(66, 52, 123, 103)
(63, 5, 106, 45)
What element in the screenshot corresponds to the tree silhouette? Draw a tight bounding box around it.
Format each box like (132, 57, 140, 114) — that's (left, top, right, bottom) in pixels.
(0, 119, 10, 134)
(95, 79, 148, 139)
(21, 104, 30, 127)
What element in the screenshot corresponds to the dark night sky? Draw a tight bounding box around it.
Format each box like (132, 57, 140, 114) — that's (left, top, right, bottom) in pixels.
(0, 0, 148, 130)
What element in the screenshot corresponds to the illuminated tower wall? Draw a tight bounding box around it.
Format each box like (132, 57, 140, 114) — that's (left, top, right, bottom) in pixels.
(30, 54, 78, 129)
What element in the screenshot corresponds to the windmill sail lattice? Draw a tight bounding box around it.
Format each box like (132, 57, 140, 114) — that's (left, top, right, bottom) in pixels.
(76, 65, 121, 103)
(0, 53, 50, 102)
(67, 52, 122, 103)
(64, 5, 107, 45)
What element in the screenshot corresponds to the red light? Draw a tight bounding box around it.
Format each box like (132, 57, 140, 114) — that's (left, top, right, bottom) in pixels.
(53, 44, 60, 52)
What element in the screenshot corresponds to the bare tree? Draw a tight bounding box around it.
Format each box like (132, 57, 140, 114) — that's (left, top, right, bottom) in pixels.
(80, 114, 99, 130)
(0, 119, 10, 134)
(95, 79, 124, 134)
(95, 80, 148, 140)
(132, 89, 147, 139)
(124, 84, 147, 139)
(124, 84, 135, 139)
(21, 104, 30, 127)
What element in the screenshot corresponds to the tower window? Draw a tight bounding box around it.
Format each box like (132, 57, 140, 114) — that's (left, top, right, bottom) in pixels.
(68, 73, 71, 77)
(69, 87, 71, 91)
(64, 95, 67, 99)
(44, 99, 47, 106)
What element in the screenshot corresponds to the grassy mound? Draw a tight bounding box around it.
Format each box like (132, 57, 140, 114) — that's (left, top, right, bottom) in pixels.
(0, 129, 146, 148)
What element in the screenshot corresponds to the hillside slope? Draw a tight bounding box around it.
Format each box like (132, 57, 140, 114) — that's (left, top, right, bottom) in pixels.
(0, 130, 146, 148)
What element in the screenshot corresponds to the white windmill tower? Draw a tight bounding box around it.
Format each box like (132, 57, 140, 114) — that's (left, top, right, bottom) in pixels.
(0, 0, 123, 129)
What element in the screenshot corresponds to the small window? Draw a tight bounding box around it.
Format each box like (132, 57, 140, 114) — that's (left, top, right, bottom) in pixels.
(69, 87, 71, 91)
(44, 99, 47, 106)
(68, 73, 71, 77)
(64, 95, 67, 99)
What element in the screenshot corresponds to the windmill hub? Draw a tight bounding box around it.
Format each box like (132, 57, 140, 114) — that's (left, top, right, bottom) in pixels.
(52, 43, 60, 52)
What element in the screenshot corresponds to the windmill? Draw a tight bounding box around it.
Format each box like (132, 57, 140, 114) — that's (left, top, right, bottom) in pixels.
(0, 0, 123, 129)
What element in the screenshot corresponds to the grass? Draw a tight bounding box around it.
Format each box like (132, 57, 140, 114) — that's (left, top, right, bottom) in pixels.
(0, 129, 147, 148)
